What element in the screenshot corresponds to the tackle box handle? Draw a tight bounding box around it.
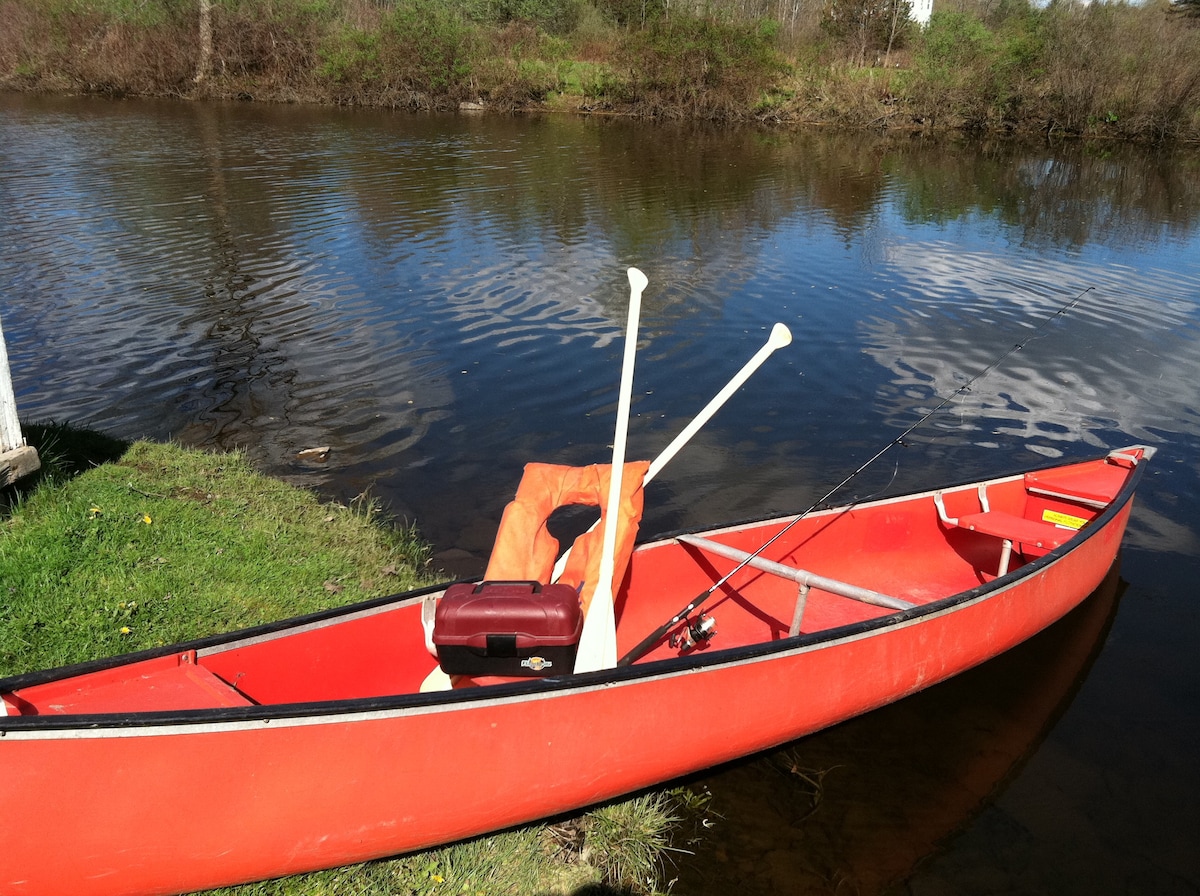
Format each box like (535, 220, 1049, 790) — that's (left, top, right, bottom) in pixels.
(471, 580, 543, 593)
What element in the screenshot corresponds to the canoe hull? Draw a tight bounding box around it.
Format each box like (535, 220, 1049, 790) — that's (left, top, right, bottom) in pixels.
(0, 452, 1143, 895)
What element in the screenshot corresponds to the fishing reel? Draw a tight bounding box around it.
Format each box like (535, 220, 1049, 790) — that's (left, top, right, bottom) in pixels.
(670, 612, 717, 652)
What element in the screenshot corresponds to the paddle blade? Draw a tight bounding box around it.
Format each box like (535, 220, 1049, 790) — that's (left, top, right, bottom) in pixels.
(575, 594, 618, 671)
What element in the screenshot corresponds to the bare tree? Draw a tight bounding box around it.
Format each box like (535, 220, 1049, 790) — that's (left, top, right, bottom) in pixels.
(884, 0, 911, 63)
(823, 0, 911, 65)
(195, 0, 214, 85)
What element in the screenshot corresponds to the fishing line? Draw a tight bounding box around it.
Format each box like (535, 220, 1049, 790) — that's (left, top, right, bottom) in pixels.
(798, 285, 1095, 516)
(849, 457, 901, 505)
(618, 285, 1095, 666)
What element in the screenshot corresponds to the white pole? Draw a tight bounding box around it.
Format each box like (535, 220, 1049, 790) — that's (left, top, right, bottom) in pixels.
(0, 313, 25, 452)
(0, 313, 40, 487)
(574, 267, 647, 673)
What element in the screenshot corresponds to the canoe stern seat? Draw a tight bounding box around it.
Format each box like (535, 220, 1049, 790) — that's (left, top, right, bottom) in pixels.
(935, 485, 1079, 577)
(951, 509, 1073, 550)
(3, 651, 254, 715)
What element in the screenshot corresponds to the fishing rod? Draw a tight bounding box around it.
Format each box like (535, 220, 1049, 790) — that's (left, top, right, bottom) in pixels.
(616, 285, 1095, 667)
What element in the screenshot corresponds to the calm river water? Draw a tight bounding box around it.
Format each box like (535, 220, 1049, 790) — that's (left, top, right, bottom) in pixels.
(2, 92, 1198, 894)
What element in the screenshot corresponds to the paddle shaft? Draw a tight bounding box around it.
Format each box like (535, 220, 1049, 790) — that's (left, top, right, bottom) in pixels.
(552, 322, 792, 582)
(646, 322, 792, 483)
(618, 285, 1095, 667)
(597, 267, 647, 594)
(574, 267, 647, 673)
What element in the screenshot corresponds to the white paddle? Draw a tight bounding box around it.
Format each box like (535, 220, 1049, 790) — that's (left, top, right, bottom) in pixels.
(646, 322, 792, 482)
(553, 321, 793, 582)
(574, 267, 647, 674)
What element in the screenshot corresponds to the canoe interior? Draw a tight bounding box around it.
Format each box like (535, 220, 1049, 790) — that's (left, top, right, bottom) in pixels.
(2, 451, 1139, 717)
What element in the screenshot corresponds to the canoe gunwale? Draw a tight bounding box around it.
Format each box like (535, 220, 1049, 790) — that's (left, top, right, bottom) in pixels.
(0, 448, 1150, 735)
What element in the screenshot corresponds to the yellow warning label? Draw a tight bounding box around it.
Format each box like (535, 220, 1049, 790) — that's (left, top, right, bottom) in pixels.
(1042, 509, 1087, 529)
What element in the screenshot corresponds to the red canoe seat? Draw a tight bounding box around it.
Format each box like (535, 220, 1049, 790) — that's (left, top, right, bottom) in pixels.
(935, 487, 1081, 577)
(953, 510, 1074, 551)
(12, 653, 255, 715)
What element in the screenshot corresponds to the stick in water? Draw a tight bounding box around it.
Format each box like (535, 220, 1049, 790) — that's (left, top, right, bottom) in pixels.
(574, 267, 648, 673)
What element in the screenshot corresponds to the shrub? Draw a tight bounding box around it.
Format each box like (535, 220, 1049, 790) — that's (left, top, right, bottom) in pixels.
(206, 0, 332, 86)
(907, 11, 1005, 127)
(7, 0, 197, 95)
(381, 0, 476, 97)
(917, 10, 995, 78)
(595, 0, 667, 28)
(318, 24, 381, 84)
(616, 14, 786, 119)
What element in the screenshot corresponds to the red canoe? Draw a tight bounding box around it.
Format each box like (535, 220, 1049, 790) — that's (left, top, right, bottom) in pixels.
(0, 446, 1152, 896)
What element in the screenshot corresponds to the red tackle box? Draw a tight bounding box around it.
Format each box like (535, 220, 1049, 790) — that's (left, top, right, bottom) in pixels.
(432, 580, 583, 677)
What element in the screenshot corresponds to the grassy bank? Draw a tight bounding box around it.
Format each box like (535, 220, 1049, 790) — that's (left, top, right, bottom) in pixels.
(0, 0, 1198, 141)
(0, 430, 435, 675)
(0, 425, 686, 895)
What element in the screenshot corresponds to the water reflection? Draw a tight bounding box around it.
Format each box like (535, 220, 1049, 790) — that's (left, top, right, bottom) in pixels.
(861, 247, 1200, 449)
(5, 97, 1200, 547)
(4, 95, 1199, 569)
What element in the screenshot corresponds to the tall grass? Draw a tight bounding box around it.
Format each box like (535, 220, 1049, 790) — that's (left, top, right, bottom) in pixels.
(0, 0, 1196, 136)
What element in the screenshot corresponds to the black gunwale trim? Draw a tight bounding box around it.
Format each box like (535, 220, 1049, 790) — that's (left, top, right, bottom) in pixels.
(0, 450, 1148, 733)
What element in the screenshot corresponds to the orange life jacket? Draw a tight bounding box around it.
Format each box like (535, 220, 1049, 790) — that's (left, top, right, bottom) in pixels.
(483, 461, 651, 612)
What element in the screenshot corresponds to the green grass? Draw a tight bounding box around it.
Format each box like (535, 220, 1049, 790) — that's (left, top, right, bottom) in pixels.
(204, 826, 582, 895)
(0, 432, 686, 895)
(576, 792, 685, 892)
(197, 790, 688, 895)
(0, 438, 433, 676)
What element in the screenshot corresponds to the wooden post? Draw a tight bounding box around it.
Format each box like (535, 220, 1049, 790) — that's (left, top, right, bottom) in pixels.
(0, 313, 41, 487)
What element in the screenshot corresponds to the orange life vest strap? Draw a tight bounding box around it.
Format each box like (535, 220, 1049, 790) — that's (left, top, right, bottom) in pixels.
(483, 461, 651, 612)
